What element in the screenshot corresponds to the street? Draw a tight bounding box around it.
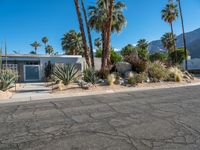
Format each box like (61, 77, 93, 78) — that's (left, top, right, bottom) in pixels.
(1, 85, 200, 150)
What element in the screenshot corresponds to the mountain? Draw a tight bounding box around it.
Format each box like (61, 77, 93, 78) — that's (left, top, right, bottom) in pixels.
(148, 28, 200, 58)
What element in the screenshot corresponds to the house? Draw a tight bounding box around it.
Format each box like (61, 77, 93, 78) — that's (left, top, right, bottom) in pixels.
(1, 54, 86, 82)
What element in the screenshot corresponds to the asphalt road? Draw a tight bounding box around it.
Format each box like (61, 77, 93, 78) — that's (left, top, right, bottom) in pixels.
(1, 85, 200, 150)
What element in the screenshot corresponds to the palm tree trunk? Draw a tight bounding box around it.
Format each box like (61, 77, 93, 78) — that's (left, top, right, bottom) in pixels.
(104, 0, 114, 70)
(35, 47, 37, 54)
(81, 0, 95, 68)
(101, 28, 107, 70)
(178, 0, 188, 70)
(170, 22, 177, 64)
(74, 0, 91, 67)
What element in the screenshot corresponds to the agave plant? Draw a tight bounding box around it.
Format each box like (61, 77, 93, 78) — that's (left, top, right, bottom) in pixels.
(53, 64, 79, 85)
(0, 69, 17, 91)
(83, 68, 98, 85)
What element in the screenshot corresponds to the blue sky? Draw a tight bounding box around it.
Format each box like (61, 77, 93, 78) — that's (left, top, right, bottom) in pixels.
(0, 0, 200, 54)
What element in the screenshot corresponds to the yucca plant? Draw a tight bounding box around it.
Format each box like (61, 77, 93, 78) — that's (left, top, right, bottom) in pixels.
(53, 64, 79, 85)
(0, 69, 17, 91)
(83, 68, 98, 85)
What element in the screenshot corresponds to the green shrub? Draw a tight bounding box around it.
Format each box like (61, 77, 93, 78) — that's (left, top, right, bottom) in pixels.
(83, 68, 98, 84)
(53, 64, 79, 85)
(169, 48, 188, 65)
(121, 44, 137, 56)
(147, 62, 167, 82)
(128, 73, 146, 85)
(95, 48, 122, 64)
(149, 52, 168, 62)
(0, 69, 17, 91)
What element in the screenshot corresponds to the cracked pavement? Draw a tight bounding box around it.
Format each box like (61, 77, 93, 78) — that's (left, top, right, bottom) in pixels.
(1, 85, 200, 150)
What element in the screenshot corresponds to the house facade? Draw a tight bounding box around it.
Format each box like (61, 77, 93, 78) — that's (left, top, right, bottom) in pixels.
(1, 54, 86, 82)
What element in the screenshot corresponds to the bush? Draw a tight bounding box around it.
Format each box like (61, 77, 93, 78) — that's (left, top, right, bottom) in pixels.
(149, 52, 168, 62)
(107, 74, 115, 86)
(137, 48, 149, 60)
(169, 48, 188, 65)
(0, 69, 17, 91)
(53, 64, 79, 85)
(121, 44, 137, 56)
(147, 62, 167, 82)
(83, 68, 98, 84)
(166, 67, 183, 82)
(95, 48, 122, 64)
(128, 73, 146, 85)
(125, 53, 148, 73)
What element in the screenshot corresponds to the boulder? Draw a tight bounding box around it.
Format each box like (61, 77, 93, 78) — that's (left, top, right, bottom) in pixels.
(116, 62, 132, 75)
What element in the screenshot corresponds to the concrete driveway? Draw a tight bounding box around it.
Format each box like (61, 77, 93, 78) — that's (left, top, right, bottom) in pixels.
(0, 85, 200, 150)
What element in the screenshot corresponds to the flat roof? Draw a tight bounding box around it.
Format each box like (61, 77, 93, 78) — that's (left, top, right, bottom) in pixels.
(1, 54, 82, 58)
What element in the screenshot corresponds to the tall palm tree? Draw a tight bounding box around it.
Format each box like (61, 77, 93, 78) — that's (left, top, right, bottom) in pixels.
(161, 32, 176, 53)
(176, 0, 188, 70)
(42, 37, 48, 54)
(74, 0, 91, 67)
(81, 0, 94, 68)
(61, 30, 83, 55)
(137, 39, 149, 50)
(30, 41, 41, 54)
(88, 0, 126, 70)
(42, 37, 48, 47)
(161, 3, 178, 53)
(45, 45, 54, 55)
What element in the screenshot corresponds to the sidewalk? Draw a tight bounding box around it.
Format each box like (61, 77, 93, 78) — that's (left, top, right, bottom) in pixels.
(1, 81, 200, 104)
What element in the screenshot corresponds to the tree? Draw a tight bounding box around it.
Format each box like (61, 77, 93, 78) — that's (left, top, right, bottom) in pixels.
(161, 32, 176, 53)
(169, 47, 188, 64)
(94, 38, 102, 49)
(42, 37, 48, 47)
(121, 44, 136, 56)
(30, 41, 41, 54)
(74, 0, 91, 67)
(61, 30, 83, 55)
(45, 45, 54, 55)
(81, 0, 94, 68)
(137, 39, 149, 50)
(88, 0, 126, 71)
(161, 3, 178, 53)
(177, 0, 188, 70)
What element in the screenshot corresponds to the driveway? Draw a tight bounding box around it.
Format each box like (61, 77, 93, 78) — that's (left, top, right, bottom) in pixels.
(0, 85, 200, 150)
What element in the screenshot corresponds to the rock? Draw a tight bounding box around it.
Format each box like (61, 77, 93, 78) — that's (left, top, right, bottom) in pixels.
(77, 80, 93, 90)
(116, 62, 132, 75)
(124, 71, 133, 79)
(97, 79, 105, 83)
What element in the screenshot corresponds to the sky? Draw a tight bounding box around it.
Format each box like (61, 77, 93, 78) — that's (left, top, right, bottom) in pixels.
(0, 0, 200, 54)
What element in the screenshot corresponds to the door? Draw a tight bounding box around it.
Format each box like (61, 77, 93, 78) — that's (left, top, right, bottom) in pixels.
(24, 65, 41, 82)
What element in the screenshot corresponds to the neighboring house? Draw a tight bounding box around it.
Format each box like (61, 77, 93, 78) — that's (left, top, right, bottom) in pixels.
(185, 58, 200, 73)
(1, 54, 86, 82)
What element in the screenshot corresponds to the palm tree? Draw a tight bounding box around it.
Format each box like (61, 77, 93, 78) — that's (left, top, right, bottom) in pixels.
(30, 41, 41, 54)
(161, 3, 178, 53)
(95, 38, 102, 49)
(137, 39, 149, 50)
(61, 30, 83, 55)
(176, 0, 188, 70)
(42, 37, 48, 47)
(74, 0, 91, 67)
(161, 32, 176, 53)
(81, 0, 94, 68)
(45, 45, 54, 55)
(88, 0, 126, 70)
